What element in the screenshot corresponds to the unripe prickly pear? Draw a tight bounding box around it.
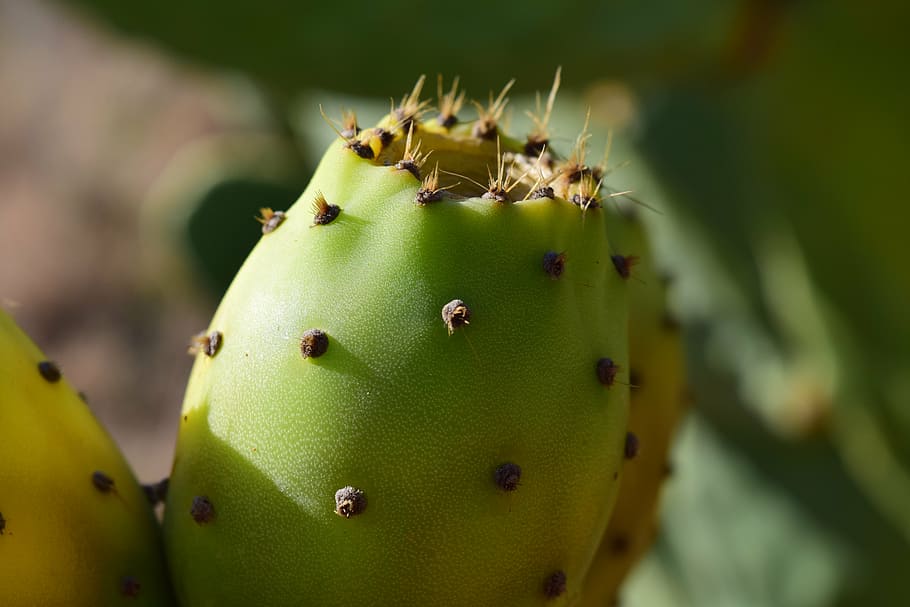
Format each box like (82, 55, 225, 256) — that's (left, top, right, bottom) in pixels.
(578, 209, 688, 606)
(164, 76, 631, 606)
(0, 308, 175, 607)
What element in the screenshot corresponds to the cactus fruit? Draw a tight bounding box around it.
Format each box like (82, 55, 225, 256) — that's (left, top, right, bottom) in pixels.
(578, 209, 688, 605)
(164, 76, 632, 606)
(0, 308, 174, 606)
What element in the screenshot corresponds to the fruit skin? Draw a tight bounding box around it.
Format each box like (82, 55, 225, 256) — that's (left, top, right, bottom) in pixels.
(578, 209, 688, 605)
(0, 308, 175, 607)
(164, 105, 630, 605)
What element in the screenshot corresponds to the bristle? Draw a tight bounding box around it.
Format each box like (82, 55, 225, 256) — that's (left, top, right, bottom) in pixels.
(416, 163, 451, 205)
(525, 67, 562, 155)
(394, 75, 432, 134)
(341, 109, 360, 139)
(311, 191, 341, 226)
(437, 75, 465, 128)
(395, 123, 432, 180)
(471, 79, 516, 140)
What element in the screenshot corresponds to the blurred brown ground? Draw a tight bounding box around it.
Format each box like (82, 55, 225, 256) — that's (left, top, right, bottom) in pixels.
(0, 0, 259, 481)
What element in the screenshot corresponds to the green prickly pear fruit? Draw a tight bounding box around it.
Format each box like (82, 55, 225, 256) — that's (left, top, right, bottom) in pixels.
(578, 209, 688, 606)
(0, 308, 175, 607)
(164, 76, 631, 606)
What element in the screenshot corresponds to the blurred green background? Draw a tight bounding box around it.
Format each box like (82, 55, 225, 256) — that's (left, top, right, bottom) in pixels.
(1, 0, 908, 603)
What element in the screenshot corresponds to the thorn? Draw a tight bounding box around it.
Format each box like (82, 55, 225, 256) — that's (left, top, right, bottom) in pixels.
(472, 79, 516, 139)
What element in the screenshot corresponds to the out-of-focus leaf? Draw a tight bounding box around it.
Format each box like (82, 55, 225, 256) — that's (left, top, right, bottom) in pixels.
(631, 0, 910, 542)
(140, 133, 306, 298)
(624, 416, 846, 607)
(184, 177, 303, 294)
(63, 0, 741, 95)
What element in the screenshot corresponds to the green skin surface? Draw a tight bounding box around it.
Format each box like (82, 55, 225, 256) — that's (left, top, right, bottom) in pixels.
(0, 309, 175, 607)
(579, 212, 687, 606)
(164, 136, 629, 606)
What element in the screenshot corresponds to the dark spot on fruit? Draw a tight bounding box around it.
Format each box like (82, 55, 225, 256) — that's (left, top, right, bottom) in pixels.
(438, 113, 458, 128)
(482, 188, 510, 203)
(530, 186, 555, 200)
(204, 331, 222, 357)
(257, 208, 287, 234)
(37, 360, 61, 383)
(543, 251, 566, 279)
(415, 188, 444, 205)
(142, 478, 169, 506)
(571, 193, 601, 209)
(120, 576, 141, 598)
(416, 165, 447, 205)
(395, 159, 421, 180)
(92, 471, 115, 493)
(612, 471, 619, 481)
(624, 433, 639, 459)
(183, 415, 188, 422)
(300, 329, 329, 359)
(189, 331, 222, 357)
(610, 534, 630, 554)
(311, 192, 341, 226)
(78, 391, 88, 403)
(472, 120, 498, 140)
(471, 80, 513, 139)
(404, 116, 423, 135)
(190, 496, 215, 524)
(525, 138, 548, 157)
(596, 358, 619, 387)
(494, 462, 522, 491)
(347, 141, 374, 159)
(566, 165, 593, 183)
(436, 78, 464, 129)
(663, 461, 675, 478)
(334, 486, 367, 518)
(629, 369, 641, 389)
(611, 255, 639, 280)
(374, 128, 395, 147)
(0, 512, 5, 535)
(441, 299, 471, 335)
(543, 570, 567, 599)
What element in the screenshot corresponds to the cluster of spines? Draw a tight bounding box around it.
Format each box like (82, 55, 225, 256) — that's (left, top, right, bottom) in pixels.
(315, 72, 640, 214)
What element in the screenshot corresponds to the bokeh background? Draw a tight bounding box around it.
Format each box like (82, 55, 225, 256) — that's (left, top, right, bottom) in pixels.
(1, 0, 908, 604)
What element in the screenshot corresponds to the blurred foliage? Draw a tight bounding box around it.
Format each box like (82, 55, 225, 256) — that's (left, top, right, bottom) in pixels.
(63, 0, 910, 603)
(625, 415, 845, 607)
(632, 0, 910, 552)
(140, 133, 306, 297)
(63, 0, 741, 95)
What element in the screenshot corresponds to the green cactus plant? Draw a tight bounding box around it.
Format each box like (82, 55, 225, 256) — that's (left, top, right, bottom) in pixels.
(163, 77, 632, 606)
(0, 308, 175, 607)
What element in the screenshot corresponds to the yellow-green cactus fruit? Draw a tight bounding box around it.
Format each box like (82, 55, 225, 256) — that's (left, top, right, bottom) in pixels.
(164, 76, 631, 606)
(578, 209, 688, 606)
(0, 308, 175, 607)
